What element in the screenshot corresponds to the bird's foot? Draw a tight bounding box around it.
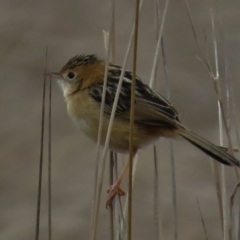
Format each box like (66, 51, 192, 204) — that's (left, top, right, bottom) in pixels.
(106, 183, 126, 208)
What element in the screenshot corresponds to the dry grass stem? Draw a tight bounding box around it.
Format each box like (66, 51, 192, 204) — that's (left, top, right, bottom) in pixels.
(153, 145, 163, 240)
(109, 152, 114, 240)
(128, 1, 140, 239)
(91, 5, 113, 238)
(210, 7, 228, 240)
(47, 66, 52, 240)
(149, 0, 170, 88)
(160, 26, 178, 240)
(109, 1, 116, 236)
(230, 182, 240, 220)
(153, 2, 164, 239)
(185, 0, 214, 77)
(196, 198, 209, 240)
(120, 154, 139, 239)
(35, 47, 49, 240)
(91, 29, 111, 240)
(210, 160, 223, 229)
(91, 3, 143, 238)
(103, 24, 116, 240)
(213, 8, 233, 153)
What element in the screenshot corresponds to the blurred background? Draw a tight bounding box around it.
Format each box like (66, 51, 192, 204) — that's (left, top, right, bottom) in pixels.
(1, 0, 240, 239)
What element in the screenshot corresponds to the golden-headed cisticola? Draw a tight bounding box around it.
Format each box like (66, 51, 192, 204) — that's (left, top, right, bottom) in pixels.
(50, 54, 240, 207)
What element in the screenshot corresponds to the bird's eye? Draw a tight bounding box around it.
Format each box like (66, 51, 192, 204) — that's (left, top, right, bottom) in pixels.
(67, 72, 75, 80)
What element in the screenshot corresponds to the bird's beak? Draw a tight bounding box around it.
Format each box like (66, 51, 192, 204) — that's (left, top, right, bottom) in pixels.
(43, 72, 62, 79)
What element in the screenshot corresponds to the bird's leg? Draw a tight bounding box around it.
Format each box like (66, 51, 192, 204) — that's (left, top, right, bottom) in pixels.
(106, 151, 136, 208)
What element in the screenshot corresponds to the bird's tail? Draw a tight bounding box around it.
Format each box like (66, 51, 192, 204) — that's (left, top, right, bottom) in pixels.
(178, 129, 240, 167)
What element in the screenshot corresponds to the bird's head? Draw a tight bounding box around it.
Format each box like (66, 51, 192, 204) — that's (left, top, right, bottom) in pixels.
(48, 54, 104, 96)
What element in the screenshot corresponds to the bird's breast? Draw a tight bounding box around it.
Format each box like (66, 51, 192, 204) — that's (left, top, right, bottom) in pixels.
(65, 90, 101, 141)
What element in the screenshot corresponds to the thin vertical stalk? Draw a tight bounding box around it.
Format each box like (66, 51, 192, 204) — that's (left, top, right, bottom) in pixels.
(120, 154, 139, 240)
(35, 47, 48, 240)
(161, 36, 178, 240)
(228, 68, 240, 151)
(228, 62, 240, 239)
(169, 141, 177, 240)
(48, 72, 52, 240)
(196, 198, 209, 240)
(238, 190, 240, 240)
(210, 8, 233, 156)
(91, 3, 114, 237)
(153, 1, 163, 240)
(149, 0, 170, 88)
(210, 8, 228, 240)
(111, 0, 116, 62)
(109, 152, 115, 240)
(112, 154, 123, 240)
(227, 59, 240, 240)
(153, 145, 161, 240)
(219, 102, 227, 240)
(128, 1, 140, 239)
(91, 5, 142, 237)
(225, 63, 234, 240)
(103, 32, 115, 240)
(109, 1, 116, 238)
(91, 30, 111, 240)
(216, 7, 240, 237)
(230, 181, 240, 240)
(211, 161, 223, 229)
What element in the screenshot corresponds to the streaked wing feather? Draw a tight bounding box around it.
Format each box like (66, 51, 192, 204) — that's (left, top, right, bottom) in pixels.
(134, 99, 178, 128)
(89, 63, 180, 128)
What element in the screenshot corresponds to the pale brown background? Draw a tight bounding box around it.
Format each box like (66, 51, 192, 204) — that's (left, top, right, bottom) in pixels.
(1, 0, 240, 239)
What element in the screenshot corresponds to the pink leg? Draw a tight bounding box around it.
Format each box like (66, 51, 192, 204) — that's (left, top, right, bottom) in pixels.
(106, 151, 136, 208)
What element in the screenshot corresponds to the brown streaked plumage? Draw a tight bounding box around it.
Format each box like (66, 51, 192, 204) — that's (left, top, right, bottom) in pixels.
(52, 54, 240, 207)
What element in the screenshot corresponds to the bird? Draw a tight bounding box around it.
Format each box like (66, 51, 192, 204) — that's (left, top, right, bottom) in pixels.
(50, 54, 240, 207)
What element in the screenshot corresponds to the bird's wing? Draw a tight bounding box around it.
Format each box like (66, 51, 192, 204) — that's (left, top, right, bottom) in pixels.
(88, 64, 180, 128)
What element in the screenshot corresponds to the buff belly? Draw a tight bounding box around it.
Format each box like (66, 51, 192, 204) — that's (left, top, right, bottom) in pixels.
(72, 115, 164, 153)
(65, 89, 177, 153)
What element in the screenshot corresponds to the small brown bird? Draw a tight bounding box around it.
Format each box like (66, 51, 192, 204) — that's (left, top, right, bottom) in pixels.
(51, 54, 240, 207)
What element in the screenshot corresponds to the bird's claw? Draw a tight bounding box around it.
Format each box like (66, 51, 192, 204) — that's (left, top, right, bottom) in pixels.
(106, 184, 126, 208)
